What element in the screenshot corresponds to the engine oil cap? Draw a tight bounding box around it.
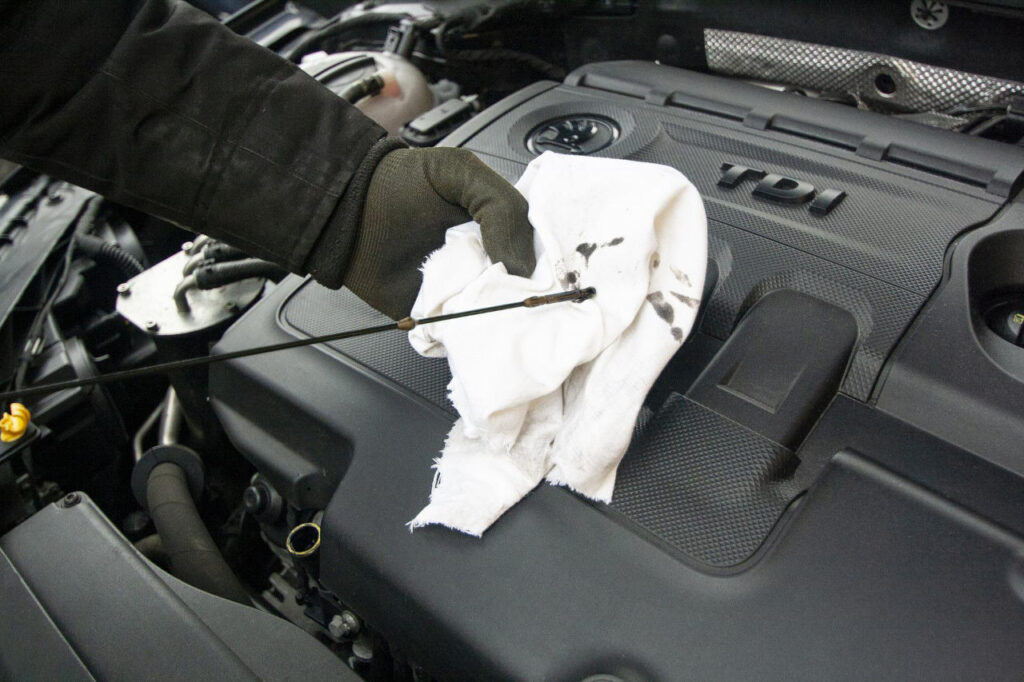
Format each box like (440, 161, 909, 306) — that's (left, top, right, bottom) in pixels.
(526, 115, 619, 155)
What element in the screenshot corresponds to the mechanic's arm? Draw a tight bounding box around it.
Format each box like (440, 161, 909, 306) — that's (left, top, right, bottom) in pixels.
(0, 0, 534, 318)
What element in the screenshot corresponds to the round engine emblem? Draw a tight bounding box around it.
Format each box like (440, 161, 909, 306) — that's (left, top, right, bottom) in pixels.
(526, 115, 620, 155)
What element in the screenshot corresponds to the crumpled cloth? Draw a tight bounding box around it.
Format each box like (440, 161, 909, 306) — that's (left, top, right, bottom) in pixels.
(407, 152, 707, 536)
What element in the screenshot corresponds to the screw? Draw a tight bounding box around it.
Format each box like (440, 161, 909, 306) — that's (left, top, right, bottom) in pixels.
(181, 241, 194, 253)
(224, 301, 238, 313)
(116, 282, 131, 296)
(46, 192, 64, 205)
(144, 320, 159, 332)
(62, 492, 81, 508)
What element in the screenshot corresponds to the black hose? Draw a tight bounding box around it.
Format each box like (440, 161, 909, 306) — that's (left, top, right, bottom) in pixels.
(440, 45, 566, 80)
(75, 234, 144, 278)
(283, 12, 408, 62)
(202, 242, 248, 262)
(433, 19, 565, 81)
(340, 72, 386, 104)
(146, 462, 250, 605)
(134, 533, 170, 569)
(194, 258, 288, 289)
(11, 195, 101, 394)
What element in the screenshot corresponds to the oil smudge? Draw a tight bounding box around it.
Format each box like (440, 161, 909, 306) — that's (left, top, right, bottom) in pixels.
(651, 252, 660, 269)
(603, 237, 624, 247)
(646, 291, 675, 325)
(670, 265, 691, 288)
(670, 291, 700, 309)
(671, 327, 683, 342)
(576, 242, 598, 265)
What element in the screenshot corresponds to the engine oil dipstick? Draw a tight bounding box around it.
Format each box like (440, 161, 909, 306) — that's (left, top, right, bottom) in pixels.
(0, 287, 596, 404)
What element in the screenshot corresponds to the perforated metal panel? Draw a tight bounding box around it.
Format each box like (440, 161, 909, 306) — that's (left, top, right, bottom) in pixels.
(705, 29, 1024, 114)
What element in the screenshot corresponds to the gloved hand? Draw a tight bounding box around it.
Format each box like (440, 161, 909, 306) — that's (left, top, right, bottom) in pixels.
(342, 146, 536, 319)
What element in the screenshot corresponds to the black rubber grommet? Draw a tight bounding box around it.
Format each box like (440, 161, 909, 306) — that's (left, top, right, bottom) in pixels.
(131, 444, 205, 508)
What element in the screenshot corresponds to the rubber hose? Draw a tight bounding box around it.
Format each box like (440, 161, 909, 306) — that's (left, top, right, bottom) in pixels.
(194, 258, 288, 289)
(202, 243, 248, 262)
(283, 12, 407, 61)
(75, 196, 104, 235)
(134, 533, 170, 569)
(146, 462, 250, 605)
(434, 19, 565, 81)
(75, 234, 144, 278)
(438, 43, 565, 80)
(340, 73, 385, 104)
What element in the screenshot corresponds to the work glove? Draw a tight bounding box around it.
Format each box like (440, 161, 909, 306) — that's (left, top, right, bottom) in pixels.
(341, 145, 536, 319)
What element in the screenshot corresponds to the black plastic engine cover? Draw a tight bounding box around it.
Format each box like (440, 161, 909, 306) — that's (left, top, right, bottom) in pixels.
(210, 63, 1024, 680)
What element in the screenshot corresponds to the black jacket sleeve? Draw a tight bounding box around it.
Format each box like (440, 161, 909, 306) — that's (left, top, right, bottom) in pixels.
(0, 0, 387, 279)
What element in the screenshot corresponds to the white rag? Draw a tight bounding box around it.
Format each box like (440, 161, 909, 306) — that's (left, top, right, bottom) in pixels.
(407, 152, 707, 536)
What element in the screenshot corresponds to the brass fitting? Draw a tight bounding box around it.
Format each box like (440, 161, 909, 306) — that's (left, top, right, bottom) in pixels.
(523, 286, 597, 307)
(286, 522, 322, 558)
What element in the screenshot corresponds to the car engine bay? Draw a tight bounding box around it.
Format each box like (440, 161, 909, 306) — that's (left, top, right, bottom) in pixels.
(3, 1, 1024, 680)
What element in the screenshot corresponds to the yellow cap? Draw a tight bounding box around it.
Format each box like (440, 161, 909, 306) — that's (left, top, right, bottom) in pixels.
(1, 403, 31, 442)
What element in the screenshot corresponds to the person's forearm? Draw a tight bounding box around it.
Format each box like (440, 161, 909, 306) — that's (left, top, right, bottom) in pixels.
(0, 0, 385, 273)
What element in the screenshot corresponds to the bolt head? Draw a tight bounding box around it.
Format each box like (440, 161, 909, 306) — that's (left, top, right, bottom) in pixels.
(242, 485, 267, 515)
(116, 283, 131, 295)
(224, 301, 238, 312)
(328, 611, 361, 639)
(62, 492, 81, 508)
(181, 241, 194, 253)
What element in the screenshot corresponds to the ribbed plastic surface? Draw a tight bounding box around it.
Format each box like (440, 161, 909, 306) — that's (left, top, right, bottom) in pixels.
(612, 394, 801, 567)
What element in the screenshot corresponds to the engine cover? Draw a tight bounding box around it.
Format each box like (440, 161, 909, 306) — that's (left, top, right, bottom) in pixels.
(210, 63, 1024, 679)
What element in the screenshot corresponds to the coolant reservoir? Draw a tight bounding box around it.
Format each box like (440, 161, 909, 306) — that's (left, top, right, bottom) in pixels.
(300, 51, 434, 135)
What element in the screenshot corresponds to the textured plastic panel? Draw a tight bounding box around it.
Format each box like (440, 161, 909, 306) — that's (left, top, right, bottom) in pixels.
(282, 287, 820, 568)
(458, 148, 918, 399)
(212, 64, 1024, 677)
(280, 280, 454, 415)
(877, 199, 1024, 474)
(686, 290, 858, 448)
(0, 494, 356, 681)
(462, 85, 999, 295)
(214, 288, 1024, 679)
(449, 71, 1011, 400)
(629, 120, 986, 296)
(561, 61, 1024, 196)
(613, 394, 800, 567)
(214, 294, 1024, 680)
(703, 222, 923, 400)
